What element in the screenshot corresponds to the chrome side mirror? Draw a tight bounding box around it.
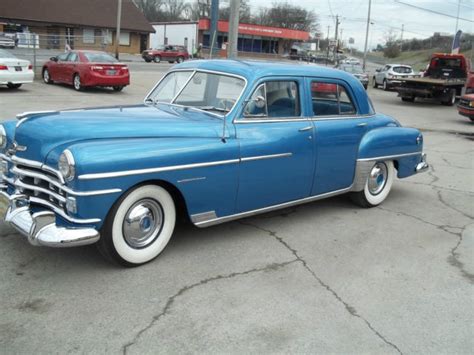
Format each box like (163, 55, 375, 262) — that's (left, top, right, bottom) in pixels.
(254, 95, 266, 109)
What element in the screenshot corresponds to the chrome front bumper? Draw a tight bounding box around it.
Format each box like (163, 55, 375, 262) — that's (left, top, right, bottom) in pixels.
(0, 191, 100, 247)
(416, 153, 429, 173)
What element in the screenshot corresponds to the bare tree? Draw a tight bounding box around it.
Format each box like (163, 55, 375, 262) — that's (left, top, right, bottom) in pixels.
(132, 0, 164, 22)
(219, 0, 251, 23)
(383, 29, 400, 58)
(253, 2, 318, 33)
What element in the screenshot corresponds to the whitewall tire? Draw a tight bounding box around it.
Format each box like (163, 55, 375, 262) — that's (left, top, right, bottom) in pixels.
(98, 185, 176, 266)
(351, 161, 395, 208)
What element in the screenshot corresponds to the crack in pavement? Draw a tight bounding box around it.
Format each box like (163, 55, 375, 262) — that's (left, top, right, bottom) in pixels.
(121, 259, 298, 354)
(377, 207, 473, 284)
(436, 190, 474, 220)
(239, 221, 403, 355)
(403, 180, 473, 194)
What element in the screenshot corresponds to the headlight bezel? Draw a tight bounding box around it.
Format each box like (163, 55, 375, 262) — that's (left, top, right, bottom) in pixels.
(58, 149, 76, 182)
(0, 125, 6, 150)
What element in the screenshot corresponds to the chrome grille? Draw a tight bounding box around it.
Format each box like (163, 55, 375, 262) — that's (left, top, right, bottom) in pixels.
(9, 157, 67, 212)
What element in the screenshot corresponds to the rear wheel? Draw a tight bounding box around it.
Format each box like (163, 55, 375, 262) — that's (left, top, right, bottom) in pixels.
(153, 55, 161, 63)
(98, 185, 176, 267)
(351, 161, 395, 208)
(43, 68, 53, 84)
(73, 74, 82, 91)
(7, 83, 21, 89)
(441, 89, 456, 106)
(113, 86, 124, 92)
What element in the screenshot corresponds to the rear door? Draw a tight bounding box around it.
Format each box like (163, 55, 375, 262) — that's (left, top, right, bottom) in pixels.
(307, 78, 369, 195)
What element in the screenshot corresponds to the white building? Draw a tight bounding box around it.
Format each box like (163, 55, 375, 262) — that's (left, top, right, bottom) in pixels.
(149, 22, 198, 53)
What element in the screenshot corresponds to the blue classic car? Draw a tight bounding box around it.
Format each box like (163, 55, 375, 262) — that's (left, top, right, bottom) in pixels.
(0, 60, 429, 266)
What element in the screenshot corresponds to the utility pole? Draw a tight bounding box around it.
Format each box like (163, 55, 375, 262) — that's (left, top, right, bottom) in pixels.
(115, 0, 122, 59)
(362, 0, 372, 71)
(227, 0, 240, 59)
(400, 24, 404, 51)
(209, 0, 219, 58)
(334, 15, 340, 62)
(452, 0, 461, 51)
(326, 25, 330, 64)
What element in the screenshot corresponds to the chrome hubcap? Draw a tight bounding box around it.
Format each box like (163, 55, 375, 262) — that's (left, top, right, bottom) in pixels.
(122, 199, 164, 249)
(74, 76, 80, 89)
(368, 162, 388, 195)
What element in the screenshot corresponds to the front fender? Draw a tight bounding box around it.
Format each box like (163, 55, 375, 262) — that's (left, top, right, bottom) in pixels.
(49, 138, 240, 229)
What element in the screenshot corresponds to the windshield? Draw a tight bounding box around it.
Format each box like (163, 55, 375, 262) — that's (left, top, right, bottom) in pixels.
(0, 49, 16, 59)
(83, 52, 118, 63)
(147, 71, 246, 115)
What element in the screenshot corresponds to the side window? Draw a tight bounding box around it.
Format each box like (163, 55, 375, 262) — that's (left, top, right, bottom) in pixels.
(244, 81, 300, 118)
(57, 53, 69, 61)
(383, 65, 391, 72)
(311, 81, 356, 116)
(67, 53, 78, 62)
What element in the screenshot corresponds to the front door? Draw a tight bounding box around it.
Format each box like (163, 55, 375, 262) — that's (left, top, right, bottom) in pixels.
(235, 79, 315, 212)
(307, 78, 368, 195)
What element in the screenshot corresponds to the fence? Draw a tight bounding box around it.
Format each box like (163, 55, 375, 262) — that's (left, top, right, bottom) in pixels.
(1, 32, 115, 77)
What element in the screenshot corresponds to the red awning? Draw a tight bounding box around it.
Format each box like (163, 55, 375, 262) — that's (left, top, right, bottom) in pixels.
(198, 19, 309, 41)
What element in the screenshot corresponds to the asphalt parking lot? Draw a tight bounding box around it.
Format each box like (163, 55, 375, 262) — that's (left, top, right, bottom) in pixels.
(0, 62, 473, 354)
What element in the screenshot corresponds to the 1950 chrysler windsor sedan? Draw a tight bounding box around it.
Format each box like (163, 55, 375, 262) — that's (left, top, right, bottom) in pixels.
(0, 60, 429, 266)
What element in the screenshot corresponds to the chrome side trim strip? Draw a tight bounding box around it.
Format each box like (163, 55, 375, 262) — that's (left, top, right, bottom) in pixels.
(241, 153, 292, 162)
(12, 167, 121, 196)
(357, 151, 420, 162)
(194, 186, 352, 228)
(78, 159, 240, 180)
(177, 177, 207, 183)
(29, 196, 101, 224)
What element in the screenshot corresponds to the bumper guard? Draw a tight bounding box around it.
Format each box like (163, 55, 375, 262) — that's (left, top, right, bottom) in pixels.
(0, 191, 100, 247)
(416, 153, 429, 173)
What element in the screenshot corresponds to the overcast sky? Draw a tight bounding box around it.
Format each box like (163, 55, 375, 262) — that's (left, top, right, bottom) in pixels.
(247, 0, 474, 49)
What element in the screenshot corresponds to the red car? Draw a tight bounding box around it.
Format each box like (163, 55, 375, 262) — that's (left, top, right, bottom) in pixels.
(142, 45, 189, 63)
(42, 50, 130, 91)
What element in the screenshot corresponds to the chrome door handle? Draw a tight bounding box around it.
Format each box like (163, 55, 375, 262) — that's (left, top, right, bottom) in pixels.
(298, 126, 313, 132)
(357, 122, 368, 127)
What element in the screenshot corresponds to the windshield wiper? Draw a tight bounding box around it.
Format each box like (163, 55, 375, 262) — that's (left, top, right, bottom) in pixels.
(198, 106, 230, 113)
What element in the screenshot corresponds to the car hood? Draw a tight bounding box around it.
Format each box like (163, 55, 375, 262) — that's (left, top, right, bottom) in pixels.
(13, 104, 225, 162)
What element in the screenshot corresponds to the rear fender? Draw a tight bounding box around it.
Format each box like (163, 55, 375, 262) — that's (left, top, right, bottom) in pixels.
(353, 127, 423, 191)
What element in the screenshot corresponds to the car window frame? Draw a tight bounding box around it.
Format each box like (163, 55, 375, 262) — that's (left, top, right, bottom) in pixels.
(308, 78, 363, 120)
(239, 78, 305, 122)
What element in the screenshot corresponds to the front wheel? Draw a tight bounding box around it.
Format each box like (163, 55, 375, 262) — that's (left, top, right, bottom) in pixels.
(372, 77, 378, 88)
(43, 68, 53, 84)
(350, 161, 395, 208)
(153, 55, 161, 63)
(401, 96, 415, 102)
(98, 185, 176, 266)
(113, 86, 124, 92)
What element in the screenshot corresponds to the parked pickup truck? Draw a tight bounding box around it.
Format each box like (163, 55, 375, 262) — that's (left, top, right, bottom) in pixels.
(396, 53, 471, 106)
(457, 72, 474, 121)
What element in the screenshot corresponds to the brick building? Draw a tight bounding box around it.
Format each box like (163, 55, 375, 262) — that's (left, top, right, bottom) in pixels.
(0, 0, 154, 54)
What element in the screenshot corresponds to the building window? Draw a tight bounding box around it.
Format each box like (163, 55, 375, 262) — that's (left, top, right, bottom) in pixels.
(83, 29, 95, 44)
(119, 31, 130, 46)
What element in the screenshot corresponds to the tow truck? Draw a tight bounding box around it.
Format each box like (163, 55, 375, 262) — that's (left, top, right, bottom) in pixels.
(396, 53, 471, 106)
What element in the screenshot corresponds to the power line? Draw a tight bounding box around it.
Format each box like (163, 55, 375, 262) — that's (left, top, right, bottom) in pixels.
(394, 0, 474, 23)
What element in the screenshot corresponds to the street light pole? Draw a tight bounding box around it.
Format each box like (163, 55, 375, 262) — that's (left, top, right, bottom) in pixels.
(115, 0, 122, 60)
(362, 0, 372, 71)
(228, 0, 240, 59)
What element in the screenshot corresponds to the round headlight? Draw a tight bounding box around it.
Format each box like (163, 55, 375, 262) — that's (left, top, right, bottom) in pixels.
(0, 125, 6, 150)
(58, 150, 75, 181)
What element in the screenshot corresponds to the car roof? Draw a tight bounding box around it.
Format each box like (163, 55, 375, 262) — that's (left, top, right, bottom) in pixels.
(387, 64, 412, 67)
(175, 59, 361, 83)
